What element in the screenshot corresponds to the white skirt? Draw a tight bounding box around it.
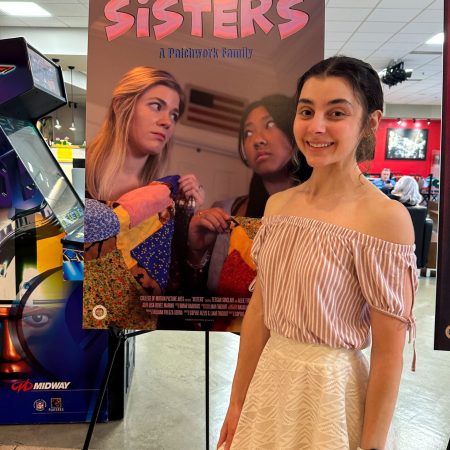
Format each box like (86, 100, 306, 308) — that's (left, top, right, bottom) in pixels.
(228, 333, 395, 450)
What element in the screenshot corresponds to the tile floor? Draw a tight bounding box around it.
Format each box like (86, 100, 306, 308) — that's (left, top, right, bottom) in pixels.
(0, 277, 449, 450)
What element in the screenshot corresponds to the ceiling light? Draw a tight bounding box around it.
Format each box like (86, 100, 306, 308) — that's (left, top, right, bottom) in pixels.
(426, 33, 444, 45)
(427, 119, 431, 125)
(0, 2, 51, 16)
(54, 119, 61, 129)
(397, 118, 402, 125)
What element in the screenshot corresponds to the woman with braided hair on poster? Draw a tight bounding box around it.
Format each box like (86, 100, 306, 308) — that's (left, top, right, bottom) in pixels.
(186, 95, 312, 301)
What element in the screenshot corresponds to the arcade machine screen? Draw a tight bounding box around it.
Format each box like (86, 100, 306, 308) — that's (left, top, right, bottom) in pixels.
(28, 48, 64, 99)
(0, 115, 83, 233)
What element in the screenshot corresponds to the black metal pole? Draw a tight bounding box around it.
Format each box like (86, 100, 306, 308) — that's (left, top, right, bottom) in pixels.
(205, 331, 210, 450)
(82, 326, 124, 450)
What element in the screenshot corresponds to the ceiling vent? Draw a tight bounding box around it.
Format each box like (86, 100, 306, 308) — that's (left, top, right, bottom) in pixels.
(181, 85, 246, 137)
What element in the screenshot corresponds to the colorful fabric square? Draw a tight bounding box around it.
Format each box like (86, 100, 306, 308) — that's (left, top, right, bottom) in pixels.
(228, 218, 262, 270)
(216, 217, 261, 298)
(117, 182, 173, 228)
(85, 198, 119, 242)
(233, 216, 262, 240)
(115, 206, 163, 269)
(217, 250, 256, 298)
(157, 174, 180, 197)
(131, 218, 175, 291)
(83, 249, 157, 330)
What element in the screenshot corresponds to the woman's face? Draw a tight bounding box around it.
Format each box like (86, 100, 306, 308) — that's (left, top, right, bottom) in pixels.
(127, 85, 180, 158)
(242, 106, 293, 178)
(293, 76, 368, 169)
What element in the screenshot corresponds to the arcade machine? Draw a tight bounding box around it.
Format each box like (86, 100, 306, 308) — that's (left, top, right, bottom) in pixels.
(0, 37, 118, 424)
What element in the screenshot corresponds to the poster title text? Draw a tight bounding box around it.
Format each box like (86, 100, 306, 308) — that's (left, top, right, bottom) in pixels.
(104, 0, 310, 42)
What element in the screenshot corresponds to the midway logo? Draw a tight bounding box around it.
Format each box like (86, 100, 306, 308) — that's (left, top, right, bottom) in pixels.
(11, 379, 71, 392)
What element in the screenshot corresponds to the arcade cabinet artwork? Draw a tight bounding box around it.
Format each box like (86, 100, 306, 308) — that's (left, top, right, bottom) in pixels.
(0, 37, 109, 424)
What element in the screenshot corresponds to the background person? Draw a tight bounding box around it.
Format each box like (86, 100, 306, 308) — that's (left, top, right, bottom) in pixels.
(390, 175, 423, 206)
(372, 167, 396, 194)
(218, 56, 417, 450)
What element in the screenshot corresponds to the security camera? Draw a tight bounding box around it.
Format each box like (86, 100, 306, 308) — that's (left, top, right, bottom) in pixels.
(381, 61, 412, 87)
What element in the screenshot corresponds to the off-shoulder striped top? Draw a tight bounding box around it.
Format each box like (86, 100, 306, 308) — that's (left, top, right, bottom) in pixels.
(251, 215, 417, 351)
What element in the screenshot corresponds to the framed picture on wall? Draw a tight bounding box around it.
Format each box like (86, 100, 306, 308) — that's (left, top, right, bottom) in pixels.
(386, 127, 428, 160)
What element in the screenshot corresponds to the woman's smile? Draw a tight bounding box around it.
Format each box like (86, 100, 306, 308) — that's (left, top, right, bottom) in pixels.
(307, 141, 334, 148)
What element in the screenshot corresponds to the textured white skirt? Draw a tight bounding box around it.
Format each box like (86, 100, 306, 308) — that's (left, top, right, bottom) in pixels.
(228, 333, 395, 450)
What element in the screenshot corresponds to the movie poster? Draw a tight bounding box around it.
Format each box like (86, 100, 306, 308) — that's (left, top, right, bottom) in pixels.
(434, 0, 449, 351)
(84, 0, 325, 331)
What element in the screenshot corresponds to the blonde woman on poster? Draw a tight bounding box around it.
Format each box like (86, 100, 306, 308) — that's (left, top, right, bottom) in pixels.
(83, 67, 209, 329)
(86, 66, 203, 202)
(218, 56, 417, 450)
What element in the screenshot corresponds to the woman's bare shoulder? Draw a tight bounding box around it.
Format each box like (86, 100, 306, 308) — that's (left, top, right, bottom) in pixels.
(359, 191, 415, 245)
(264, 186, 298, 216)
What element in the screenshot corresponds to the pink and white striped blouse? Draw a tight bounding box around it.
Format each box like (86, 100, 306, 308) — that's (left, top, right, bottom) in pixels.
(251, 215, 417, 351)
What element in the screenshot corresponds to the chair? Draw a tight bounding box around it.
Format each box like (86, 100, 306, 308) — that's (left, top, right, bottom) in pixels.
(406, 205, 433, 268)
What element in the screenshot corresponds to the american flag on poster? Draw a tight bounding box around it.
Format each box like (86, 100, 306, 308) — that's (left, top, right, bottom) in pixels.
(182, 85, 246, 136)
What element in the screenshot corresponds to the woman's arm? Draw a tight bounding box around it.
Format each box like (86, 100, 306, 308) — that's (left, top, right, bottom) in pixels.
(360, 309, 408, 449)
(360, 198, 415, 449)
(217, 278, 270, 450)
(360, 263, 414, 449)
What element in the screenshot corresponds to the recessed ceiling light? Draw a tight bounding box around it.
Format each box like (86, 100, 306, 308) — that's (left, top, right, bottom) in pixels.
(0, 2, 51, 17)
(426, 33, 444, 45)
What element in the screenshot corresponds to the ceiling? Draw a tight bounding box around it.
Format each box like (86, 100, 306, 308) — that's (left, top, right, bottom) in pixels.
(0, 0, 444, 106)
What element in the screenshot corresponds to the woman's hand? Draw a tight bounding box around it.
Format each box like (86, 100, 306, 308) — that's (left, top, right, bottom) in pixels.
(179, 173, 205, 207)
(217, 403, 242, 450)
(187, 208, 230, 263)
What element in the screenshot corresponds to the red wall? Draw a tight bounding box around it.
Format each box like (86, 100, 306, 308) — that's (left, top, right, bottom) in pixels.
(367, 118, 441, 178)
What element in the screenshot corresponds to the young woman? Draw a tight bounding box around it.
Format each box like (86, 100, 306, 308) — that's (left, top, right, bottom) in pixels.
(86, 66, 204, 204)
(187, 95, 311, 296)
(218, 56, 417, 450)
(83, 67, 205, 329)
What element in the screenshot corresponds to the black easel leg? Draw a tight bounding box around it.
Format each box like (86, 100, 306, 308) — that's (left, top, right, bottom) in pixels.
(82, 326, 125, 450)
(205, 331, 210, 450)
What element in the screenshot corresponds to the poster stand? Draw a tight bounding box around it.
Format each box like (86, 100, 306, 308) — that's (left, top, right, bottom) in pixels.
(82, 326, 148, 450)
(205, 331, 210, 450)
(82, 326, 211, 450)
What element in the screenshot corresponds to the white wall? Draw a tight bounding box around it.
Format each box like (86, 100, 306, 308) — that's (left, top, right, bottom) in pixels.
(52, 104, 86, 145)
(384, 103, 441, 119)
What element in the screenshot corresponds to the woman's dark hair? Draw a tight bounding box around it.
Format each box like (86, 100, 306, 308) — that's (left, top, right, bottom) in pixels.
(245, 173, 270, 218)
(238, 94, 312, 182)
(295, 55, 384, 162)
